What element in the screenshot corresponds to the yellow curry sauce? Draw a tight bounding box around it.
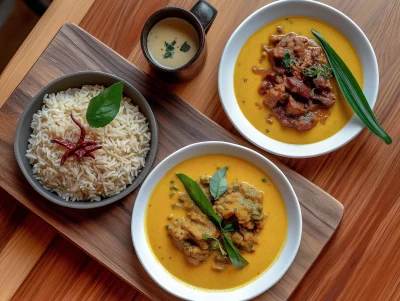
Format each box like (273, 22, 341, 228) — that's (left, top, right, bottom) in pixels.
(234, 17, 364, 144)
(145, 154, 287, 290)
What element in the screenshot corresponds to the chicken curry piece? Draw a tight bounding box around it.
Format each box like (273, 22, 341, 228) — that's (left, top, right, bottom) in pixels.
(166, 176, 266, 270)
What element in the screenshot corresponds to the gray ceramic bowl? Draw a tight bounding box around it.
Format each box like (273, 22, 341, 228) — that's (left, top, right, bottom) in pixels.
(14, 71, 158, 209)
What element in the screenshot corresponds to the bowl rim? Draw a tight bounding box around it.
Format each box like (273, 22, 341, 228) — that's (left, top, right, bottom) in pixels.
(218, 0, 379, 158)
(14, 70, 158, 209)
(131, 141, 302, 301)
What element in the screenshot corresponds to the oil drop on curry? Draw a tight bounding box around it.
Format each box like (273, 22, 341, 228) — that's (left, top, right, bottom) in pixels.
(234, 16, 363, 144)
(145, 154, 287, 290)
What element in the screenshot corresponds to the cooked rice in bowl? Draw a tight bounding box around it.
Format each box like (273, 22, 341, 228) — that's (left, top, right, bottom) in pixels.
(26, 85, 151, 201)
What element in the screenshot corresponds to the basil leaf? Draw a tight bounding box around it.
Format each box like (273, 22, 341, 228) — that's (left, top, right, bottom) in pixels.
(210, 166, 228, 200)
(180, 41, 191, 52)
(312, 30, 392, 144)
(222, 234, 249, 269)
(86, 82, 124, 128)
(223, 224, 235, 233)
(177, 173, 222, 227)
(202, 234, 227, 256)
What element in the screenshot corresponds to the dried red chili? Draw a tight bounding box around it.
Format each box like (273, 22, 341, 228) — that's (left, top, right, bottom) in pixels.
(51, 114, 102, 165)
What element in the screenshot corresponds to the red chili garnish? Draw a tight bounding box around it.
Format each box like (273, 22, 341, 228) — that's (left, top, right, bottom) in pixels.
(51, 114, 102, 165)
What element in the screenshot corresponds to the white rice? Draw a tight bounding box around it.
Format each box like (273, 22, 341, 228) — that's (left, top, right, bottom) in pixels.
(26, 85, 151, 201)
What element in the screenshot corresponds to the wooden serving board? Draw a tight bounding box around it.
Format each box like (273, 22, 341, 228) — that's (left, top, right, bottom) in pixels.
(0, 24, 343, 301)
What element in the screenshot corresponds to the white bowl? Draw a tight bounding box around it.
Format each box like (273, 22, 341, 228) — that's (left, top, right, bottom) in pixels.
(132, 141, 302, 301)
(218, 0, 378, 158)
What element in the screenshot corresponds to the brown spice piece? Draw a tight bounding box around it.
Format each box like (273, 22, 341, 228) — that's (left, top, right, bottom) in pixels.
(255, 103, 263, 110)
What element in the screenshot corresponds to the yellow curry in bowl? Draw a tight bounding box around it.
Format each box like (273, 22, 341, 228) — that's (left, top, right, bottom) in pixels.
(234, 16, 364, 144)
(146, 154, 287, 290)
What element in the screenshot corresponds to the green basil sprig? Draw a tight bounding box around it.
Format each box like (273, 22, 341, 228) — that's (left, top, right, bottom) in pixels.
(210, 166, 228, 200)
(177, 173, 249, 269)
(312, 30, 392, 144)
(86, 82, 124, 128)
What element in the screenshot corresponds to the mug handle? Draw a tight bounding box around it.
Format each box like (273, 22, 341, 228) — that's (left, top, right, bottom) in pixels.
(190, 0, 218, 33)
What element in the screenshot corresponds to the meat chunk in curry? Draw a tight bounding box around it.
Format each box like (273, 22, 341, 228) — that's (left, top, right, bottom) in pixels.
(167, 176, 266, 269)
(255, 32, 336, 131)
(167, 191, 219, 265)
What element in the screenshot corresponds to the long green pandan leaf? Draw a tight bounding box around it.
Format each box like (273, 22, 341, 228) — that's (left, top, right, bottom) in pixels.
(312, 30, 392, 144)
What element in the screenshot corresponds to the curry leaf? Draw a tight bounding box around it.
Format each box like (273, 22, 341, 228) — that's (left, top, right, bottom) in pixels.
(282, 50, 294, 72)
(312, 30, 392, 144)
(86, 82, 124, 128)
(223, 224, 235, 233)
(304, 64, 331, 79)
(202, 234, 227, 256)
(177, 173, 222, 227)
(180, 41, 191, 52)
(223, 234, 249, 269)
(210, 166, 228, 200)
(163, 40, 176, 59)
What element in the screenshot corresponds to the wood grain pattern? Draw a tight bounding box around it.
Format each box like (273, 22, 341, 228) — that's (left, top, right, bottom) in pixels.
(0, 189, 144, 301)
(0, 0, 39, 73)
(0, 212, 56, 300)
(11, 235, 139, 301)
(0, 24, 343, 301)
(0, 0, 399, 300)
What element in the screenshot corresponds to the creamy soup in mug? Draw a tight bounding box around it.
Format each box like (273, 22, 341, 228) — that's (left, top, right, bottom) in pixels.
(147, 18, 199, 68)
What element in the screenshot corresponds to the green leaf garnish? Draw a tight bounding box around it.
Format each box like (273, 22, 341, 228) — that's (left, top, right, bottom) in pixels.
(202, 234, 227, 256)
(163, 40, 176, 59)
(282, 50, 294, 71)
(223, 224, 235, 233)
(177, 173, 248, 269)
(180, 41, 191, 52)
(312, 30, 392, 144)
(304, 64, 332, 79)
(86, 82, 123, 128)
(176, 173, 222, 227)
(222, 234, 249, 269)
(210, 166, 228, 200)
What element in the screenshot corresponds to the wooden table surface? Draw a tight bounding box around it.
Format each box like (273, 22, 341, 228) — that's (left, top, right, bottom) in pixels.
(0, 0, 398, 300)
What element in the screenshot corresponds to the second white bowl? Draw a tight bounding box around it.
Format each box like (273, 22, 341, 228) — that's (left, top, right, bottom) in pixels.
(218, 0, 379, 158)
(132, 141, 302, 301)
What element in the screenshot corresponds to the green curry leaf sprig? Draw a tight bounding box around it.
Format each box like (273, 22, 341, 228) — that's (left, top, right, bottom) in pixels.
(177, 170, 249, 269)
(86, 82, 124, 128)
(176, 173, 222, 227)
(202, 234, 227, 256)
(304, 63, 332, 79)
(312, 30, 392, 144)
(163, 40, 176, 59)
(282, 50, 294, 72)
(210, 166, 228, 200)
